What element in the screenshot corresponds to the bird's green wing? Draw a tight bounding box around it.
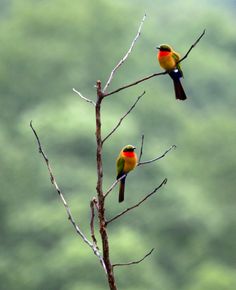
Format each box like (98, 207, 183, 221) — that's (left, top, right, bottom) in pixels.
(172, 52, 184, 77)
(116, 156, 125, 177)
(172, 52, 180, 62)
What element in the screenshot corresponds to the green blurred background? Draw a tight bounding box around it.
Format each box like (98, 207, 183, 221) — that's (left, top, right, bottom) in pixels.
(0, 0, 235, 289)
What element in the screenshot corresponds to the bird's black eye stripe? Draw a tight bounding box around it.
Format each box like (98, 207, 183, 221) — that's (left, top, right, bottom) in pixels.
(123, 148, 134, 152)
(160, 47, 171, 52)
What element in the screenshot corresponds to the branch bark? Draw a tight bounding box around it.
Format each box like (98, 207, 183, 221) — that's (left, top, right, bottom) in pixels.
(90, 198, 99, 249)
(95, 81, 117, 290)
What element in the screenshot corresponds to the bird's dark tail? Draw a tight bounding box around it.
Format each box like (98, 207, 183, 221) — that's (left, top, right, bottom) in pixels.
(118, 175, 126, 203)
(169, 70, 187, 101)
(172, 79, 187, 100)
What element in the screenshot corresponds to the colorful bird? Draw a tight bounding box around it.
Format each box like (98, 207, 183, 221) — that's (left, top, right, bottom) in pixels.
(157, 44, 187, 100)
(116, 145, 138, 203)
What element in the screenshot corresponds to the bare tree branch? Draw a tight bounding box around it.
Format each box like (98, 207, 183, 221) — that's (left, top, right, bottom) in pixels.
(104, 71, 166, 98)
(106, 178, 167, 225)
(178, 29, 206, 64)
(138, 145, 176, 166)
(103, 14, 146, 93)
(95, 81, 117, 289)
(138, 134, 145, 164)
(113, 248, 154, 268)
(90, 198, 99, 249)
(31, 18, 204, 289)
(104, 174, 126, 199)
(102, 91, 145, 144)
(73, 88, 96, 106)
(30, 121, 107, 273)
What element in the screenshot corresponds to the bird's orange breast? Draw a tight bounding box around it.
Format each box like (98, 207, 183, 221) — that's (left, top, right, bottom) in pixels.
(158, 51, 176, 71)
(122, 152, 137, 173)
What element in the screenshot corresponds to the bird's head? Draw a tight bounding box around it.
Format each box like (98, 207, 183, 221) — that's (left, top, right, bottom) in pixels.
(156, 44, 172, 52)
(122, 145, 136, 152)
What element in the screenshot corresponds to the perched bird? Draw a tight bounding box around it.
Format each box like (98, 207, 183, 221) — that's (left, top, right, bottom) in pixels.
(116, 145, 138, 203)
(157, 44, 187, 100)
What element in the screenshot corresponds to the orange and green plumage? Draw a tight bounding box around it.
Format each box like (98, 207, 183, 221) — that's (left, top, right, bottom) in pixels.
(116, 145, 137, 203)
(157, 44, 187, 101)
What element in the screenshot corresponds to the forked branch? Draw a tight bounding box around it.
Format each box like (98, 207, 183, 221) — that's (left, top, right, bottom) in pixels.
(103, 14, 146, 93)
(138, 134, 176, 166)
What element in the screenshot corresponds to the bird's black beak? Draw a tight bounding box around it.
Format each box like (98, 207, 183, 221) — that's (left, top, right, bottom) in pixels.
(156, 46, 160, 50)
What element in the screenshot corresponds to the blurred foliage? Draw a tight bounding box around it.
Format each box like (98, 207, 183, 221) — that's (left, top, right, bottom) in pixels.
(0, 0, 235, 289)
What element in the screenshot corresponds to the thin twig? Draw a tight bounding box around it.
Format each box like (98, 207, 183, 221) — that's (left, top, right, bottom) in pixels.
(138, 134, 145, 164)
(73, 88, 96, 106)
(106, 178, 167, 225)
(30, 121, 106, 273)
(90, 198, 99, 249)
(102, 91, 145, 144)
(104, 174, 126, 198)
(178, 29, 206, 64)
(113, 248, 154, 268)
(103, 14, 146, 93)
(104, 72, 166, 98)
(138, 145, 176, 166)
